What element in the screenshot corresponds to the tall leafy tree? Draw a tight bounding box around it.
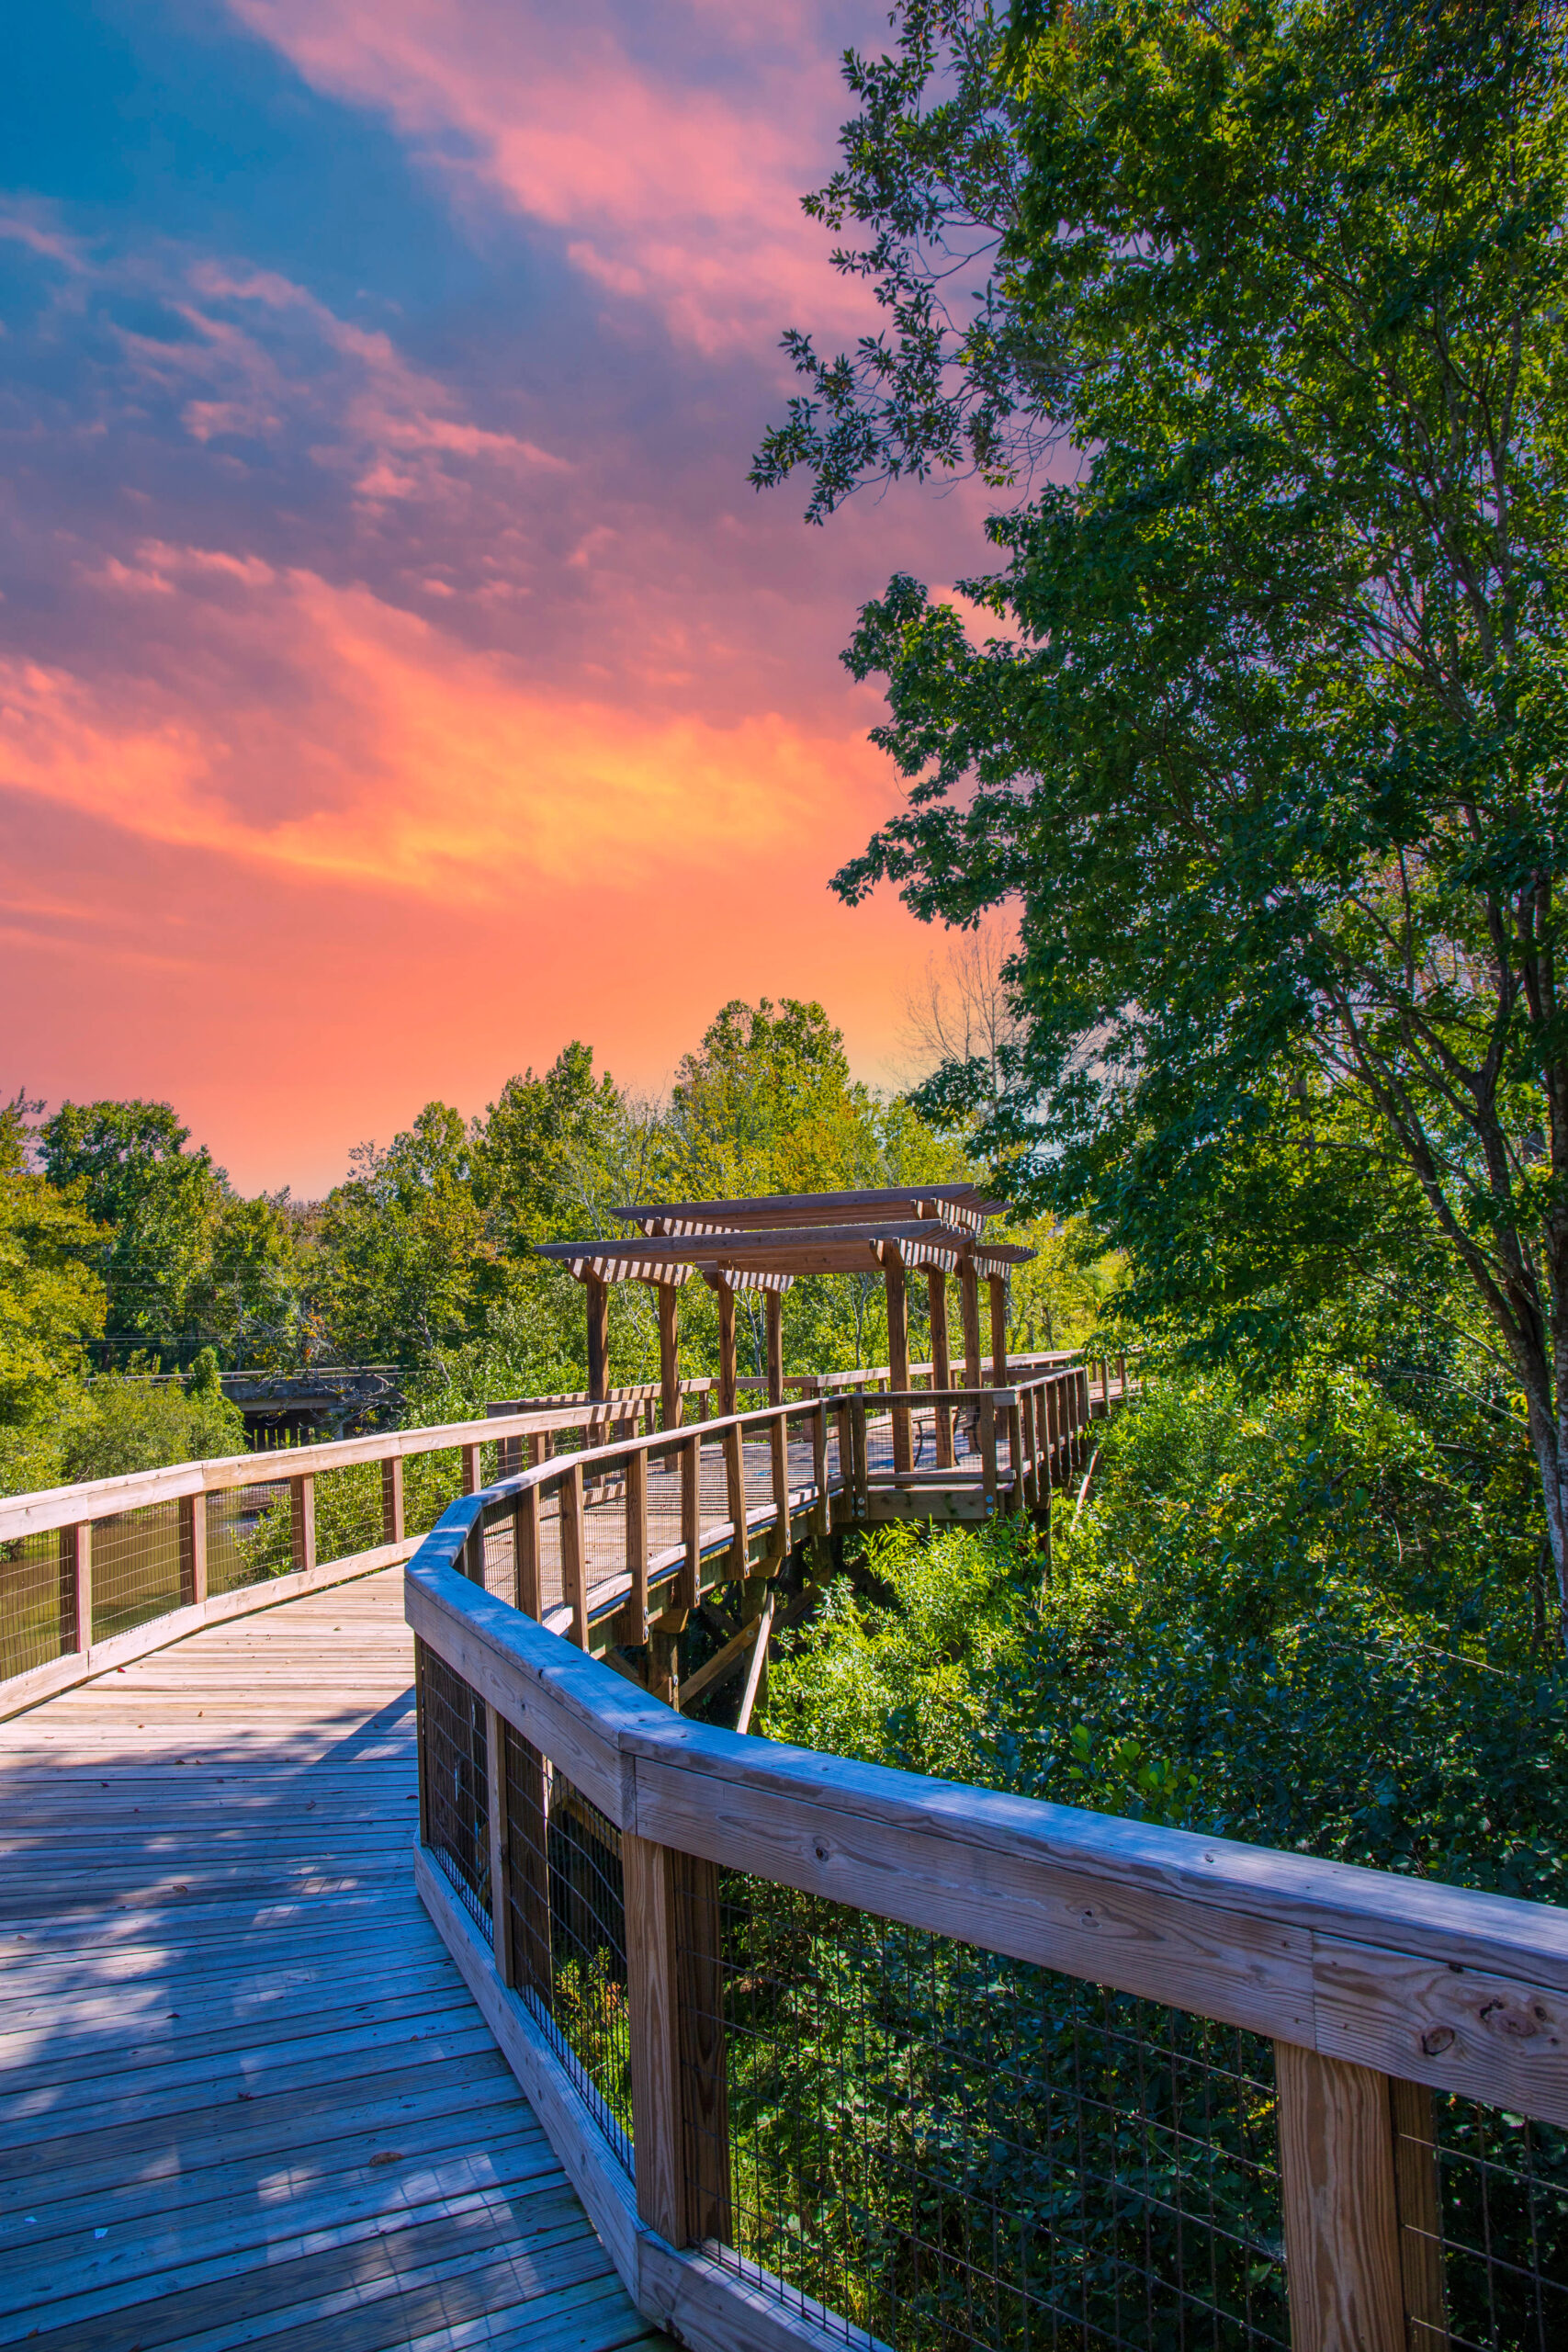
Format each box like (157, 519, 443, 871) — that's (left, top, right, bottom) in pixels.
(0, 1096, 106, 1430)
(38, 1100, 224, 1350)
(478, 1043, 651, 1249)
(758, 0, 1568, 1617)
(313, 1103, 495, 1363)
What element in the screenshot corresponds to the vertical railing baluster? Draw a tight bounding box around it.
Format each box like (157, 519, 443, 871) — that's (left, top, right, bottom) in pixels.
(382, 1453, 405, 1544)
(559, 1462, 589, 1647)
(484, 1700, 513, 1986)
(290, 1474, 316, 1574)
(513, 1479, 541, 1618)
(179, 1491, 208, 1611)
(624, 1447, 649, 1645)
(1275, 2041, 1404, 2352)
(58, 1522, 92, 1657)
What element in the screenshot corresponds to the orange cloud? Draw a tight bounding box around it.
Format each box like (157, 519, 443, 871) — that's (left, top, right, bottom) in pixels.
(1, 549, 891, 900)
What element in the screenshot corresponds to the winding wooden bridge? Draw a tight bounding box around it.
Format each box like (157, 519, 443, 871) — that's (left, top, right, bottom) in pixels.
(3, 1188, 1565, 2349)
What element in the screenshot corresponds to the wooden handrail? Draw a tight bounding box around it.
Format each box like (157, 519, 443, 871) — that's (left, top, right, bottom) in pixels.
(408, 1498, 1568, 2352)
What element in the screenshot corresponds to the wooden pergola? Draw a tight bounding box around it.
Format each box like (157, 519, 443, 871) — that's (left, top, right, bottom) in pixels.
(532, 1183, 1033, 1471)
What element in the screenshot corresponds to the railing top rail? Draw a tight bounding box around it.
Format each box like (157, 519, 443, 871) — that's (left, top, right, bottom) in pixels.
(5, 1348, 1111, 1544)
(408, 1521, 1568, 2128)
(0, 1396, 689, 1544)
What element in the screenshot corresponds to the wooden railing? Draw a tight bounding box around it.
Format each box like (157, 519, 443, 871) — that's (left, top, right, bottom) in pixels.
(0, 1354, 1119, 1719)
(409, 1449, 1568, 2352)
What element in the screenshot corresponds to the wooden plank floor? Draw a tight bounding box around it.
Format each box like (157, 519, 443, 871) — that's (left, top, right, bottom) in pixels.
(0, 1567, 664, 2352)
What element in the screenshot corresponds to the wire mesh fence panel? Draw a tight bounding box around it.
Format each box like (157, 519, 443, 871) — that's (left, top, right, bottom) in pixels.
(406, 1447, 467, 1541)
(675, 1871, 1288, 2352)
(89, 1502, 184, 1645)
(0, 1531, 73, 1679)
(416, 1637, 491, 1937)
(501, 1718, 633, 2167)
(1397, 2090, 1568, 2351)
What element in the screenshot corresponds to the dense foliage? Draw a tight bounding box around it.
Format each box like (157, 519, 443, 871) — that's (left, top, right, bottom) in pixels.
(758, 0, 1568, 1622)
(768, 1367, 1567, 1904)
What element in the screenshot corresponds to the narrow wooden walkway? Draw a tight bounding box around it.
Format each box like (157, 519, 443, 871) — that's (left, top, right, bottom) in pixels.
(0, 1568, 663, 2352)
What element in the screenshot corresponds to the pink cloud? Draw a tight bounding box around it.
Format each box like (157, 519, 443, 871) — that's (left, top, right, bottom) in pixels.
(225, 0, 877, 352)
(1, 550, 894, 899)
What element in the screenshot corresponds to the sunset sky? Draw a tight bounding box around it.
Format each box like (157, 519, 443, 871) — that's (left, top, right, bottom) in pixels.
(2, 0, 990, 1195)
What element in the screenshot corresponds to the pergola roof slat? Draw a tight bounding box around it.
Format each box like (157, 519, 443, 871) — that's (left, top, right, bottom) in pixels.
(613, 1182, 996, 1237)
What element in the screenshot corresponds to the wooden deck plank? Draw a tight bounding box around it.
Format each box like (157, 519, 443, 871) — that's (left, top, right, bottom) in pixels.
(0, 1568, 662, 2351)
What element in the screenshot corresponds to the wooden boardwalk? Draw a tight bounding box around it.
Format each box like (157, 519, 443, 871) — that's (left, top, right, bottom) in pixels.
(0, 1567, 663, 2352)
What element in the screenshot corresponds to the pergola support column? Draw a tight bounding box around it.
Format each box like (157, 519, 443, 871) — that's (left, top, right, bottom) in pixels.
(988, 1272, 1009, 1388)
(928, 1268, 954, 1471)
(585, 1271, 610, 1403)
(886, 1253, 912, 1476)
(715, 1278, 739, 1419)
(959, 1260, 982, 1390)
(764, 1289, 784, 1408)
(658, 1282, 682, 1432)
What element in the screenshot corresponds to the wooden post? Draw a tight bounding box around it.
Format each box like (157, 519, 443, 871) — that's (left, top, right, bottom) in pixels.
(625, 1831, 684, 2243)
(764, 1287, 784, 1408)
(769, 1409, 791, 1564)
(585, 1270, 610, 1403)
(289, 1474, 316, 1574)
(928, 1269, 954, 1470)
(659, 1282, 682, 1432)
(715, 1279, 738, 1419)
(624, 1447, 650, 1645)
(178, 1492, 208, 1611)
(1275, 2041, 1405, 2352)
(461, 1442, 482, 1495)
(1390, 2078, 1449, 2349)
(979, 1393, 998, 1511)
(680, 1429, 702, 1614)
(885, 1253, 912, 1476)
(723, 1420, 748, 1579)
(513, 1484, 541, 1618)
(649, 1621, 682, 1709)
(484, 1700, 513, 1986)
(988, 1273, 1010, 1387)
(850, 1393, 869, 1514)
(58, 1522, 91, 1656)
(382, 1454, 404, 1544)
(1117, 1350, 1128, 1400)
(463, 1503, 488, 1586)
(559, 1462, 589, 1647)
(1008, 1399, 1025, 1514)
(959, 1258, 983, 1390)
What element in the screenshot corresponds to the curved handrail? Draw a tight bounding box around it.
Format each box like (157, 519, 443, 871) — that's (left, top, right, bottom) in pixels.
(407, 1482, 1568, 2352)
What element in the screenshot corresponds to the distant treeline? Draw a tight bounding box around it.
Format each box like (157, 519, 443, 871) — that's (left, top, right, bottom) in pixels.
(0, 995, 1114, 1496)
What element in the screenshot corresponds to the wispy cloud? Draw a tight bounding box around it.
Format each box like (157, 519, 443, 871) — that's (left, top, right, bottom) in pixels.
(225, 0, 876, 353)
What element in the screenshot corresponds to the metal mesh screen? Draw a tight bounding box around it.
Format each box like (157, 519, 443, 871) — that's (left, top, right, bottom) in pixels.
(501, 1718, 632, 2165)
(416, 1637, 491, 1936)
(675, 1871, 1288, 2352)
(0, 1530, 73, 1679)
(211, 1477, 292, 1591)
(89, 1501, 183, 1643)
(1395, 2088, 1568, 2350)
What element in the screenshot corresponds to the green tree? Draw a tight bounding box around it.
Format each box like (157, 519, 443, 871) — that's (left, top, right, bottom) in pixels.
(478, 1042, 652, 1250)
(37, 1100, 224, 1354)
(0, 1094, 106, 1440)
(759, 0, 1568, 1615)
(313, 1102, 494, 1363)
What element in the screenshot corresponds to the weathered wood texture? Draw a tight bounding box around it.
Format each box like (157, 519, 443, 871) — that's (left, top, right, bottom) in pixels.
(0, 1568, 661, 2352)
(1276, 2041, 1405, 2352)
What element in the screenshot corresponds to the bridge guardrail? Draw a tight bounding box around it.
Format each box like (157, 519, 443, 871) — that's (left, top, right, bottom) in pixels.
(408, 1454, 1568, 2352)
(0, 1353, 1121, 1718)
